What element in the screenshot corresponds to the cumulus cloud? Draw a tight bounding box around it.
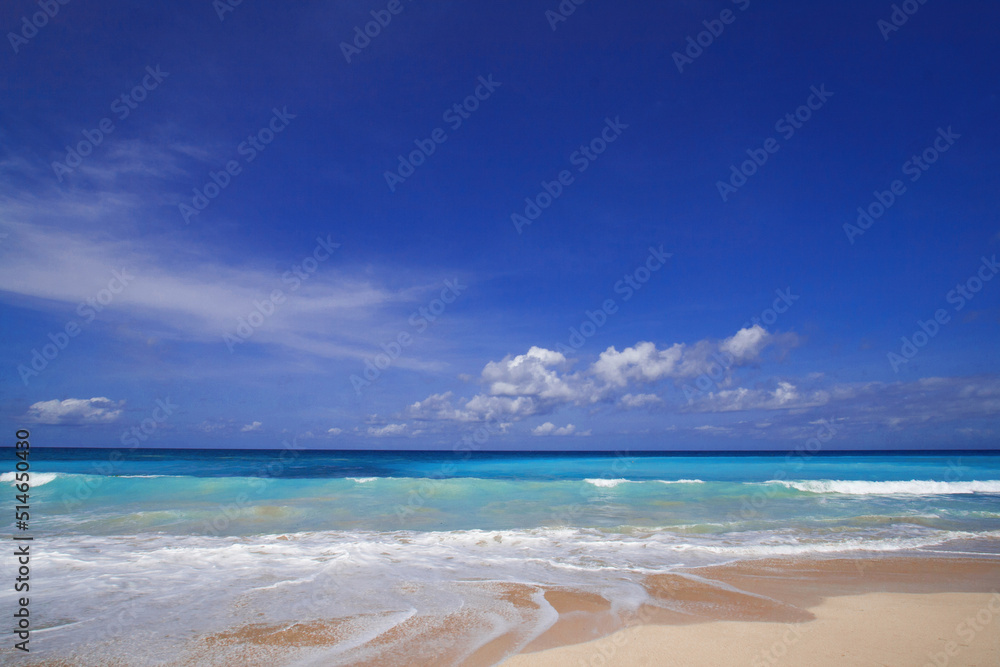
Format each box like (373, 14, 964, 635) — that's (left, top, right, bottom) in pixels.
(592, 326, 792, 388)
(482, 347, 597, 401)
(592, 342, 684, 387)
(407, 392, 481, 421)
(408, 392, 545, 423)
(620, 393, 663, 408)
(686, 381, 831, 413)
(719, 325, 773, 361)
(406, 326, 794, 425)
(25, 397, 123, 424)
(406, 347, 605, 424)
(462, 394, 545, 421)
(327, 427, 343, 436)
(240, 421, 262, 432)
(532, 422, 588, 436)
(367, 423, 406, 437)
(400, 331, 1000, 443)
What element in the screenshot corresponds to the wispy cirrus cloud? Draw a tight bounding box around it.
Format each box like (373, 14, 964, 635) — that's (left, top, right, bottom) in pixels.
(0, 149, 465, 366)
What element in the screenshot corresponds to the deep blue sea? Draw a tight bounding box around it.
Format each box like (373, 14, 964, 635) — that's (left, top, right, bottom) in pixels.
(3, 448, 999, 664)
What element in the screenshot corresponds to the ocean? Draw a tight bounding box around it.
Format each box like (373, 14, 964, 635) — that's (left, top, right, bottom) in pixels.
(3, 447, 1000, 664)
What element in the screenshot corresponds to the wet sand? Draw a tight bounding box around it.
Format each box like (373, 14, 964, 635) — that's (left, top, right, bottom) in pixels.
(503, 591, 1000, 667)
(17, 556, 1000, 666)
(506, 556, 1000, 667)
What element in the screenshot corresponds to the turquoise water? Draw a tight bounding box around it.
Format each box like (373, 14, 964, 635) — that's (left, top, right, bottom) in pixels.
(3, 448, 999, 664)
(8, 448, 1000, 537)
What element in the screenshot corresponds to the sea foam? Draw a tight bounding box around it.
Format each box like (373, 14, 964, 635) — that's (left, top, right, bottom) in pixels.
(770, 479, 1000, 495)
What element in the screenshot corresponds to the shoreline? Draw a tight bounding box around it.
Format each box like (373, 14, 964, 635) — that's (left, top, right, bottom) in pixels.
(13, 554, 1000, 666)
(503, 591, 1000, 667)
(182, 554, 1000, 666)
(504, 556, 1000, 667)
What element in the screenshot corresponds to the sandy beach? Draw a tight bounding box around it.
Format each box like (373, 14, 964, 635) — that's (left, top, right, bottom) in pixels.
(187, 555, 1000, 666)
(189, 555, 1000, 666)
(14, 555, 1000, 666)
(504, 557, 1000, 667)
(503, 591, 1000, 667)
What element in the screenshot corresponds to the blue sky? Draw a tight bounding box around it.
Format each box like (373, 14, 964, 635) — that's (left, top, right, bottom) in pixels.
(1, 0, 998, 450)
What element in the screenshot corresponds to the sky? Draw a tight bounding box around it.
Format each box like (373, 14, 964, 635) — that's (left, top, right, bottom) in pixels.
(1, 0, 998, 450)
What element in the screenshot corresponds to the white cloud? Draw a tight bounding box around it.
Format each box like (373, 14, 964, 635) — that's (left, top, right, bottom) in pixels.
(692, 425, 734, 435)
(462, 394, 544, 421)
(674, 375, 1000, 442)
(482, 346, 591, 401)
(0, 218, 397, 360)
(619, 393, 662, 408)
(367, 423, 406, 437)
(592, 326, 790, 388)
(592, 342, 684, 387)
(408, 392, 545, 423)
(327, 427, 343, 436)
(406, 326, 794, 425)
(194, 419, 234, 433)
(407, 392, 480, 421)
(240, 421, 262, 432)
(687, 381, 830, 413)
(719, 325, 772, 361)
(532, 422, 579, 436)
(0, 165, 465, 367)
(25, 397, 123, 424)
